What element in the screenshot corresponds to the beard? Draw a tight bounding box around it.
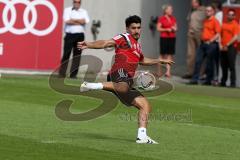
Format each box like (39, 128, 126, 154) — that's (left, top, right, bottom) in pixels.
(133, 34, 140, 40)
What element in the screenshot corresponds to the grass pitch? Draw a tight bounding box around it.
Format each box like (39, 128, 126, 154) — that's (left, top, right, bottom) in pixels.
(0, 76, 240, 160)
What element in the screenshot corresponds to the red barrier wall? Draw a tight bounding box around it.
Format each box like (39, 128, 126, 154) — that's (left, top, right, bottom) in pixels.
(0, 0, 63, 71)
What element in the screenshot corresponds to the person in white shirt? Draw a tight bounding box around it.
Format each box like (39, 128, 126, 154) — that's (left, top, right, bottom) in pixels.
(59, 0, 90, 78)
(214, 2, 223, 25)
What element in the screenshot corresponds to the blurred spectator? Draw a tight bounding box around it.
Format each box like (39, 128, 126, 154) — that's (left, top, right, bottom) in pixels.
(183, 0, 206, 79)
(238, 24, 240, 51)
(157, 4, 177, 78)
(59, 0, 90, 78)
(189, 5, 221, 85)
(219, 9, 239, 88)
(212, 1, 223, 85)
(214, 2, 223, 25)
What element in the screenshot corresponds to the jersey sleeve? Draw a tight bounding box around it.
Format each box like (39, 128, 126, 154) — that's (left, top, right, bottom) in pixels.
(112, 34, 131, 50)
(83, 10, 90, 24)
(157, 16, 164, 25)
(112, 34, 124, 46)
(63, 8, 71, 22)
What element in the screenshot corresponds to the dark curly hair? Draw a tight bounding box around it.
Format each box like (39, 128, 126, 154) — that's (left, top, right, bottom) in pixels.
(125, 15, 142, 28)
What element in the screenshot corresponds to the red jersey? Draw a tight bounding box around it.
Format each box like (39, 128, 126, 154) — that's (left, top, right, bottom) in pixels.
(158, 15, 177, 38)
(110, 33, 144, 78)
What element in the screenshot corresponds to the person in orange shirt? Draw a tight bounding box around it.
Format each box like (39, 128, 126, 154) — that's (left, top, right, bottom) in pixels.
(190, 5, 221, 85)
(238, 24, 240, 51)
(219, 9, 239, 88)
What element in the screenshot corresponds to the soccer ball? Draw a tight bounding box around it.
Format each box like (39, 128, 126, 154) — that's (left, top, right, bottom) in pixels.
(136, 71, 156, 90)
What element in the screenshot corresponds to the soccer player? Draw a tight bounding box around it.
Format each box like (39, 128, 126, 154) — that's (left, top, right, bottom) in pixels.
(77, 15, 174, 144)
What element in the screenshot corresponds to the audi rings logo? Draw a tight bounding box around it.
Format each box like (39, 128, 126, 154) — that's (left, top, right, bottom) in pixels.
(0, 0, 58, 36)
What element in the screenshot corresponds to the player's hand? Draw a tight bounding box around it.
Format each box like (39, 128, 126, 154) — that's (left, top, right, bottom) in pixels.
(77, 41, 88, 50)
(159, 59, 175, 65)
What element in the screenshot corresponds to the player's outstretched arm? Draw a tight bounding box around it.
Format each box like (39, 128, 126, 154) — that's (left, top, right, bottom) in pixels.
(140, 57, 175, 66)
(77, 39, 115, 50)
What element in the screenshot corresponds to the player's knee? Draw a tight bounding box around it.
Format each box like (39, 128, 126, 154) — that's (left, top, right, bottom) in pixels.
(139, 104, 151, 114)
(134, 97, 151, 113)
(143, 104, 152, 113)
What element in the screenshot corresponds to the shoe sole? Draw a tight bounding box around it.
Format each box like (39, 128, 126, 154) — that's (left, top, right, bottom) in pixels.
(80, 83, 89, 92)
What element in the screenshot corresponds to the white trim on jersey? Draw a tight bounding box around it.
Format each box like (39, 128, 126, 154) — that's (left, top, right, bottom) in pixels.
(121, 33, 132, 48)
(133, 51, 141, 58)
(113, 34, 122, 40)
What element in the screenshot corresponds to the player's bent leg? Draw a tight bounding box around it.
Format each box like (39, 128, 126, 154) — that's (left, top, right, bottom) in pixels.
(80, 82, 104, 92)
(80, 81, 158, 144)
(132, 96, 151, 128)
(132, 96, 158, 144)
